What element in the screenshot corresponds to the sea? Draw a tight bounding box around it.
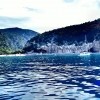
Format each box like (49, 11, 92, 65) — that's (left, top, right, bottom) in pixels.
(0, 53, 100, 100)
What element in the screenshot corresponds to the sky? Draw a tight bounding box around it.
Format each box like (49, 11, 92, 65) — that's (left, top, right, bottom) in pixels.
(0, 0, 100, 33)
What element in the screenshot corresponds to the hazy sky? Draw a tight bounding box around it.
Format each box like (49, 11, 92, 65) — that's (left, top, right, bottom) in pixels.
(0, 0, 100, 33)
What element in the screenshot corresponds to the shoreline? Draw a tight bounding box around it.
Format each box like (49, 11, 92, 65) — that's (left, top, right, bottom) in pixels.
(0, 54, 26, 57)
(0, 52, 100, 57)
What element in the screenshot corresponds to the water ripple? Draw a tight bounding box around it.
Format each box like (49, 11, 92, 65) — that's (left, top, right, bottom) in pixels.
(0, 54, 100, 100)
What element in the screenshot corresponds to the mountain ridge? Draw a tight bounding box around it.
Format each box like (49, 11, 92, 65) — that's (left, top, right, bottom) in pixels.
(23, 18, 100, 53)
(0, 27, 39, 54)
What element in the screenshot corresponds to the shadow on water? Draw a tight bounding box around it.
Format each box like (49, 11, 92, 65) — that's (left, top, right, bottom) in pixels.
(0, 54, 100, 99)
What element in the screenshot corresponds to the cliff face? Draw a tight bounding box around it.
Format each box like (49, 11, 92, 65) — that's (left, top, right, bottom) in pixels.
(0, 27, 39, 54)
(23, 18, 100, 53)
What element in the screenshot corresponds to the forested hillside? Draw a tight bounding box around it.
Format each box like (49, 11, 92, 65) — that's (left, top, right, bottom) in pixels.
(23, 19, 100, 53)
(0, 27, 38, 54)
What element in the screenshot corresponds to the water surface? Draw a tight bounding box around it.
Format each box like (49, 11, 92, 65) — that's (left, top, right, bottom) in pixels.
(0, 54, 100, 100)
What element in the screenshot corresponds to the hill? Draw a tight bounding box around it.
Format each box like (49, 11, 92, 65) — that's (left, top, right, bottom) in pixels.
(23, 18, 100, 53)
(0, 27, 38, 54)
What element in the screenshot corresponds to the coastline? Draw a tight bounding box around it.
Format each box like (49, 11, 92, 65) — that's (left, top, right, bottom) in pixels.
(0, 52, 100, 57)
(0, 54, 26, 57)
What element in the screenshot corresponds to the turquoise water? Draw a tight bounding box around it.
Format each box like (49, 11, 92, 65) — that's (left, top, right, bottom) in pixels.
(0, 54, 100, 100)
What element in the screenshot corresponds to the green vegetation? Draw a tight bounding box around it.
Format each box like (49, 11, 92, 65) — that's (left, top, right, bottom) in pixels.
(29, 18, 100, 45)
(23, 18, 100, 53)
(0, 27, 38, 54)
